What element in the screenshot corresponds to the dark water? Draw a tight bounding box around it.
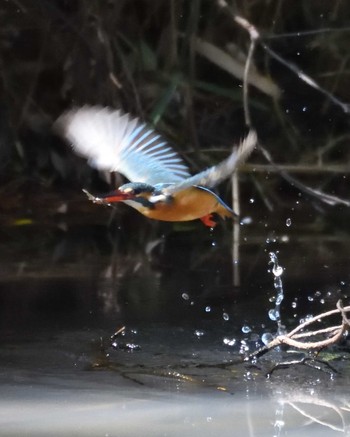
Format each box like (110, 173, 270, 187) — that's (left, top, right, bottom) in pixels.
(1, 203, 350, 436)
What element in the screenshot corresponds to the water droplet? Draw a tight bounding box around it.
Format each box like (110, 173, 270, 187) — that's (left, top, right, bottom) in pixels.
(286, 218, 292, 227)
(206, 417, 212, 423)
(211, 241, 216, 247)
(308, 296, 314, 302)
(239, 341, 250, 353)
(242, 325, 251, 333)
(223, 312, 229, 321)
(223, 337, 236, 346)
(249, 198, 255, 203)
(205, 306, 211, 312)
(125, 343, 140, 351)
(272, 265, 283, 277)
(276, 294, 284, 305)
(268, 309, 279, 321)
(240, 216, 252, 225)
(182, 293, 189, 300)
(299, 314, 313, 324)
(261, 332, 273, 345)
(194, 330, 204, 337)
(291, 301, 297, 308)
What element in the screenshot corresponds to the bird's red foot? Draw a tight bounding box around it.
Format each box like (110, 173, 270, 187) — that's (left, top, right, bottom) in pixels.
(200, 214, 217, 227)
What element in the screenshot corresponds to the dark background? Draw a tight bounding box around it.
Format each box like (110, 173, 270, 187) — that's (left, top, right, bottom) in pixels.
(1, 0, 350, 227)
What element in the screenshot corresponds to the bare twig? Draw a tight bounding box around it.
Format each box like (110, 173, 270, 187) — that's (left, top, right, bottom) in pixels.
(217, 1, 350, 113)
(249, 301, 350, 361)
(259, 146, 350, 207)
(216, 1, 350, 208)
(242, 38, 255, 128)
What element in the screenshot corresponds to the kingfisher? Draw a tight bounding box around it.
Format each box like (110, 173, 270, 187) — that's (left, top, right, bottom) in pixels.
(56, 106, 256, 227)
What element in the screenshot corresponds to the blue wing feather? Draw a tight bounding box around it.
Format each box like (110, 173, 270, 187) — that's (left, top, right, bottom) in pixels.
(56, 106, 191, 185)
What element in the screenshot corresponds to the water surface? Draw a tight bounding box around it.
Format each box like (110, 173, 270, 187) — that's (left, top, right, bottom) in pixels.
(1, 202, 350, 436)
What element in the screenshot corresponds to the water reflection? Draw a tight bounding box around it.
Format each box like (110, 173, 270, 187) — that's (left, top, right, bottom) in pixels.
(1, 327, 350, 436)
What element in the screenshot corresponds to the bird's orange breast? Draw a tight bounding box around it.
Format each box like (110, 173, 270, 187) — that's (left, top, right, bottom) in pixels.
(137, 187, 233, 222)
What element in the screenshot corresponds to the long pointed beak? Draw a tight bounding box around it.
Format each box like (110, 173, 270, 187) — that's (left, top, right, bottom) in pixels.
(82, 189, 133, 204)
(100, 189, 133, 203)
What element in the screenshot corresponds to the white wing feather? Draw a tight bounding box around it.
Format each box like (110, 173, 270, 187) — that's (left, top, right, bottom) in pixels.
(55, 106, 190, 185)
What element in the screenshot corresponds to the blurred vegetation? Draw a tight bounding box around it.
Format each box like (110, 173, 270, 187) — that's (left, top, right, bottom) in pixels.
(1, 0, 350, 222)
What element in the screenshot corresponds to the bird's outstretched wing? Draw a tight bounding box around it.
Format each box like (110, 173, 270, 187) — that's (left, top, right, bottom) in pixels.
(151, 130, 257, 201)
(55, 106, 191, 185)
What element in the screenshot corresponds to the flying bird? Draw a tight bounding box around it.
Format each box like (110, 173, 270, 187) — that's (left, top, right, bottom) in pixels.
(56, 106, 256, 227)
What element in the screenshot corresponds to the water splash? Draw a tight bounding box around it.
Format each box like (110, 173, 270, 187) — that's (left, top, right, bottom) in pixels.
(268, 252, 286, 337)
(261, 332, 274, 345)
(268, 309, 280, 321)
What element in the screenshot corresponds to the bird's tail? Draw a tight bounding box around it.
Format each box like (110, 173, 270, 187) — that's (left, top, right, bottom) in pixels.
(215, 200, 237, 220)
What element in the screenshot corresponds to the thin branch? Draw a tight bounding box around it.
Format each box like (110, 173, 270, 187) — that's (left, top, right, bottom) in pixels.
(287, 304, 350, 338)
(248, 301, 350, 360)
(290, 325, 343, 340)
(242, 38, 255, 127)
(216, 1, 350, 208)
(259, 145, 350, 207)
(217, 1, 350, 113)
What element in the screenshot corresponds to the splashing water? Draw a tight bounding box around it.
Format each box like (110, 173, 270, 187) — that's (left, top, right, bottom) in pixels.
(261, 332, 274, 345)
(268, 252, 286, 337)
